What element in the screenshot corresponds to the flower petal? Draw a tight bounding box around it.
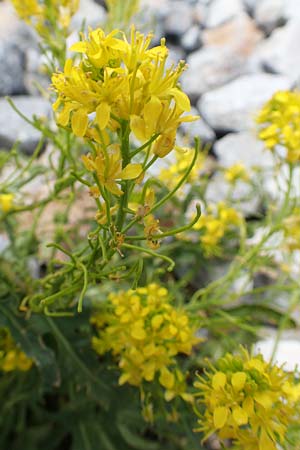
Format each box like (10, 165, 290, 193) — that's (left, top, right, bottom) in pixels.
(71, 109, 88, 137)
(121, 163, 142, 180)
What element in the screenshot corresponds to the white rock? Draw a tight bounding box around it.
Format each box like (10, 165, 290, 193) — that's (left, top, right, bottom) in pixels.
(180, 108, 216, 144)
(164, 1, 194, 37)
(72, 0, 106, 29)
(182, 13, 263, 99)
(181, 25, 202, 53)
(214, 131, 274, 169)
(206, 0, 244, 28)
(253, 20, 300, 83)
(255, 331, 300, 371)
(283, 0, 300, 21)
(254, 0, 285, 33)
(242, 0, 259, 12)
(0, 96, 51, 154)
(198, 74, 292, 132)
(205, 172, 260, 216)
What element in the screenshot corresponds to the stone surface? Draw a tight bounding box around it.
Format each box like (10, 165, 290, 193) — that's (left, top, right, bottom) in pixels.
(198, 74, 292, 132)
(253, 20, 300, 83)
(164, 1, 194, 38)
(254, 0, 286, 33)
(255, 330, 300, 370)
(0, 2, 30, 95)
(205, 172, 261, 216)
(72, 0, 106, 29)
(181, 13, 263, 99)
(205, 0, 244, 28)
(181, 25, 202, 53)
(180, 107, 216, 144)
(0, 96, 51, 154)
(214, 131, 274, 169)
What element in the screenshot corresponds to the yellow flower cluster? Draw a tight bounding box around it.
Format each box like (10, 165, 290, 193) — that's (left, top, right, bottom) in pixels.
(194, 202, 243, 255)
(91, 284, 199, 401)
(52, 27, 198, 157)
(158, 147, 205, 196)
(0, 193, 14, 213)
(224, 163, 249, 184)
(257, 90, 300, 163)
(82, 143, 142, 197)
(283, 208, 300, 251)
(0, 328, 33, 372)
(12, 0, 79, 32)
(194, 348, 300, 450)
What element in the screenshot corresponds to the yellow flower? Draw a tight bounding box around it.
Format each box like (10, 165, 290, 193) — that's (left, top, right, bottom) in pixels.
(282, 208, 300, 251)
(224, 163, 249, 184)
(91, 284, 199, 398)
(82, 144, 142, 196)
(193, 202, 243, 256)
(158, 146, 205, 196)
(194, 348, 300, 449)
(52, 26, 198, 157)
(0, 193, 14, 213)
(0, 328, 33, 372)
(257, 90, 300, 162)
(12, 0, 79, 33)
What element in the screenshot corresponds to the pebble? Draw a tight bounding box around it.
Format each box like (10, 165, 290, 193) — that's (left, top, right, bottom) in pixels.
(180, 107, 216, 145)
(255, 330, 300, 370)
(205, 172, 261, 216)
(164, 1, 194, 39)
(181, 13, 262, 100)
(181, 25, 202, 53)
(71, 0, 106, 30)
(214, 131, 274, 169)
(0, 96, 51, 154)
(198, 73, 292, 132)
(253, 20, 300, 83)
(254, 0, 286, 34)
(205, 0, 245, 28)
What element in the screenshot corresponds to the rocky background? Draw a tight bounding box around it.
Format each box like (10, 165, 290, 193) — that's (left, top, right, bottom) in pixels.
(1, 0, 299, 156)
(1, 0, 300, 363)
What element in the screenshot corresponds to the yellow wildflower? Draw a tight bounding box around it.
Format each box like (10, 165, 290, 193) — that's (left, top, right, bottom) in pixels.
(91, 284, 199, 399)
(0, 193, 14, 213)
(194, 348, 300, 449)
(0, 328, 33, 372)
(193, 202, 243, 256)
(52, 26, 198, 155)
(257, 90, 300, 163)
(158, 147, 205, 195)
(224, 163, 249, 184)
(82, 144, 142, 196)
(282, 208, 300, 251)
(12, 0, 79, 33)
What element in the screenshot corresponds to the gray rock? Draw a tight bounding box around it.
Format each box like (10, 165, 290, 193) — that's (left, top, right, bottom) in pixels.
(205, 172, 260, 216)
(180, 107, 216, 144)
(181, 25, 202, 53)
(254, 0, 286, 33)
(0, 96, 51, 154)
(181, 13, 263, 100)
(0, 234, 9, 253)
(242, 0, 259, 13)
(205, 0, 244, 28)
(253, 20, 300, 84)
(0, 42, 26, 96)
(164, 1, 194, 38)
(0, 2, 31, 95)
(255, 330, 300, 370)
(283, 0, 300, 21)
(214, 131, 274, 169)
(72, 0, 106, 29)
(198, 74, 292, 132)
